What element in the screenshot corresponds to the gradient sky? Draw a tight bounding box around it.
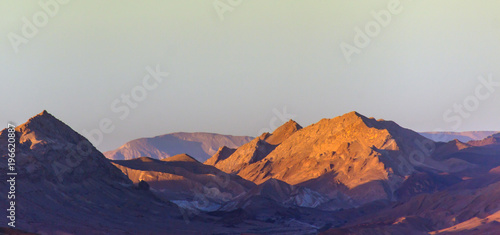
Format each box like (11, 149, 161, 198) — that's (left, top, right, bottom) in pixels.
(2, 0, 500, 151)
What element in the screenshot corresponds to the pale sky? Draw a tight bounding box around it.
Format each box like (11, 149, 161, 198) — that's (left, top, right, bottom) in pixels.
(2, 0, 500, 151)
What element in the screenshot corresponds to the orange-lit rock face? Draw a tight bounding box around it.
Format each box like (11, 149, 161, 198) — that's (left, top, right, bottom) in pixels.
(261, 119, 302, 145)
(205, 119, 302, 174)
(209, 111, 437, 203)
(239, 112, 396, 190)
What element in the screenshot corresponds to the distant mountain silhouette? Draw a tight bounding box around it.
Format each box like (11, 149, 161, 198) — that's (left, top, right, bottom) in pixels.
(104, 132, 252, 162)
(420, 131, 499, 142)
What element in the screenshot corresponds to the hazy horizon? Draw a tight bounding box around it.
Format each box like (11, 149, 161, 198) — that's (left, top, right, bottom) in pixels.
(2, 0, 500, 151)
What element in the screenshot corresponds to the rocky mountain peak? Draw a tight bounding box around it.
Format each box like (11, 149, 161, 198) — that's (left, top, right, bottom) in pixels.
(1, 111, 130, 184)
(205, 136, 276, 173)
(263, 119, 303, 145)
(204, 146, 237, 165)
(15, 110, 84, 149)
(20, 110, 61, 129)
(274, 119, 302, 133)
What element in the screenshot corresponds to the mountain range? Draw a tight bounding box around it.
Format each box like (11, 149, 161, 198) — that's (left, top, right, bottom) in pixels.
(2, 110, 499, 234)
(420, 131, 499, 143)
(102, 128, 498, 166)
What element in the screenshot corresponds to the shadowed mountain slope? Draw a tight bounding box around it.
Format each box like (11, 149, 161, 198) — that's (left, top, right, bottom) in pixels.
(112, 155, 255, 211)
